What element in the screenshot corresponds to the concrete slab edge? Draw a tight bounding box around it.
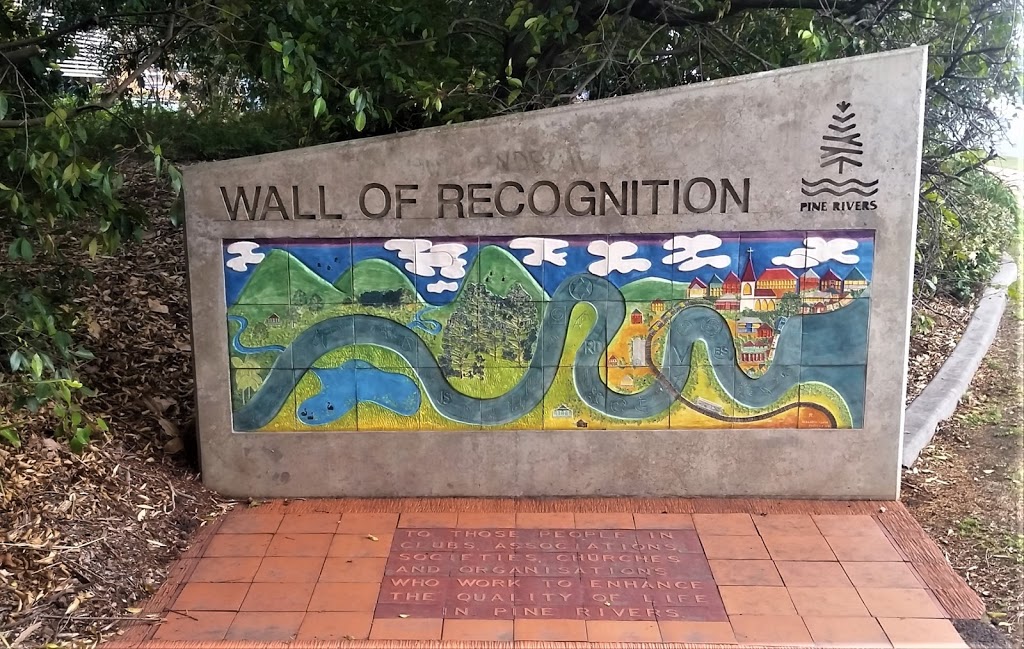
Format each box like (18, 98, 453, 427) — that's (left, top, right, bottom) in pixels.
(903, 255, 1019, 467)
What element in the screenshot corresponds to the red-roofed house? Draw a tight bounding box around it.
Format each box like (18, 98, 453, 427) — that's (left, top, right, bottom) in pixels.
(820, 269, 844, 293)
(688, 277, 708, 299)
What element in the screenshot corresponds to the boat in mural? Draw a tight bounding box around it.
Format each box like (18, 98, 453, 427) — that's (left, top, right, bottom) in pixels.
(223, 232, 872, 432)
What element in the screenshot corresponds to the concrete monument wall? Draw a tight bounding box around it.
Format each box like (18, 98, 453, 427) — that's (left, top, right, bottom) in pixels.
(183, 47, 926, 498)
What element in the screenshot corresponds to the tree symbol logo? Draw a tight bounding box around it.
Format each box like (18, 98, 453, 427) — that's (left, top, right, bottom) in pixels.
(800, 101, 879, 198)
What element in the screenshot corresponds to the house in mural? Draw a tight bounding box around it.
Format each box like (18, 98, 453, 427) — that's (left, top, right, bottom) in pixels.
(630, 309, 643, 324)
(619, 375, 635, 389)
(799, 268, 820, 293)
(651, 298, 665, 313)
(552, 404, 574, 419)
(708, 274, 724, 297)
(820, 269, 844, 293)
(688, 277, 708, 299)
(716, 295, 740, 311)
(722, 271, 741, 295)
(845, 267, 869, 293)
(265, 313, 282, 327)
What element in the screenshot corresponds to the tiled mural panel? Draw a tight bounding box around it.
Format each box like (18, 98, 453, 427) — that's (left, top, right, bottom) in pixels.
(223, 232, 873, 432)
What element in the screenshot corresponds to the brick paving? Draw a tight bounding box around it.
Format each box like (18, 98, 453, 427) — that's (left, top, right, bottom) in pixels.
(107, 501, 981, 647)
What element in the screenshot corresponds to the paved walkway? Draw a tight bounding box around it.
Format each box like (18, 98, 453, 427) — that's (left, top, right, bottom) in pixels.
(108, 499, 981, 648)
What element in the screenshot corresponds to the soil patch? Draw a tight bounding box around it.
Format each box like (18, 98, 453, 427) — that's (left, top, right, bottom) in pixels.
(903, 311, 1024, 645)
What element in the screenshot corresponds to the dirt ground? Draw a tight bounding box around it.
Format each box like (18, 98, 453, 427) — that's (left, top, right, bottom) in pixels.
(903, 310, 1024, 647)
(0, 161, 1020, 647)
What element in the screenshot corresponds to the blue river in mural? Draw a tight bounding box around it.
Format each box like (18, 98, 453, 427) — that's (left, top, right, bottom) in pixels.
(295, 361, 420, 425)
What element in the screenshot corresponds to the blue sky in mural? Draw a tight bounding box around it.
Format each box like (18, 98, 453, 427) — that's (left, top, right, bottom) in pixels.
(223, 232, 875, 305)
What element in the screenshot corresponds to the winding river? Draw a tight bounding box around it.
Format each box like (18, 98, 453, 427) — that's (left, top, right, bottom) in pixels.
(231, 274, 867, 431)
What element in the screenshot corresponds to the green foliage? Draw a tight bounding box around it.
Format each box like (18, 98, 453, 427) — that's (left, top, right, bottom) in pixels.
(917, 163, 1021, 301)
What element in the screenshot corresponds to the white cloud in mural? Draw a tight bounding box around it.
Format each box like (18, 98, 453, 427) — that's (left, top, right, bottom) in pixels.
(508, 237, 569, 267)
(384, 239, 469, 279)
(587, 240, 651, 276)
(772, 237, 860, 269)
(427, 280, 459, 293)
(225, 241, 265, 272)
(661, 234, 732, 272)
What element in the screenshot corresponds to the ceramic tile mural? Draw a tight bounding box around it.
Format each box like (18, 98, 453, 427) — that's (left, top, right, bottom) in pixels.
(224, 232, 873, 432)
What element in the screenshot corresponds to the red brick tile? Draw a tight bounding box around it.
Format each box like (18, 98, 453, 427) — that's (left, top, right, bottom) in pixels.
(761, 534, 837, 561)
(297, 611, 373, 640)
(730, 614, 813, 645)
(190, 557, 262, 583)
(516, 512, 575, 528)
(329, 533, 393, 558)
(858, 588, 947, 618)
(219, 514, 282, 534)
(584, 620, 659, 641)
(265, 533, 333, 557)
(442, 619, 513, 640)
(278, 513, 341, 534)
(321, 557, 387, 582)
(718, 586, 797, 616)
(658, 620, 737, 643)
(373, 602, 446, 618)
(238, 582, 315, 612)
(709, 559, 783, 586)
(173, 582, 249, 611)
(574, 513, 636, 529)
(514, 618, 588, 641)
(877, 618, 967, 648)
(788, 587, 870, 616)
(153, 611, 234, 641)
(203, 534, 272, 557)
(693, 513, 757, 536)
(398, 512, 458, 528)
(813, 514, 883, 537)
(776, 561, 852, 587)
(656, 605, 729, 622)
(752, 514, 820, 536)
(701, 535, 770, 559)
(457, 512, 516, 528)
(369, 617, 443, 640)
(842, 562, 925, 588)
(633, 513, 695, 530)
(337, 513, 399, 534)
(225, 611, 303, 641)
(308, 582, 380, 611)
(253, 556, 324, 582)
(826, 534, 903, 562)
(804, 616, 892, 647)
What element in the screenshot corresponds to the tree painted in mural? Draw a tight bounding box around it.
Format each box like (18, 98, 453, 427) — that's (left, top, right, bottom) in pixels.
(223, 232, 873, 433)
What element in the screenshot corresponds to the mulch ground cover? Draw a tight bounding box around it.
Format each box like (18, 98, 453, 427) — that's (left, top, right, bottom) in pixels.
(0, 157, 1018, 647)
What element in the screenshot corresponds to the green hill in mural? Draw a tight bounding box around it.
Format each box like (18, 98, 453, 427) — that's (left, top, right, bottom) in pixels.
(474, 245, 547, 300)
(233, 249, 349, 306)
(334, 258, 420, 303)
(620, 277, 677, 302)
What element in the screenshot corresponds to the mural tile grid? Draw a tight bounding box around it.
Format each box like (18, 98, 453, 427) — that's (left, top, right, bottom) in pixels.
(223, 231, 873, 433)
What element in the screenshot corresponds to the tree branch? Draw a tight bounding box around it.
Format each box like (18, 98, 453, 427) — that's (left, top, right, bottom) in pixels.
(0, 12, 182, 129)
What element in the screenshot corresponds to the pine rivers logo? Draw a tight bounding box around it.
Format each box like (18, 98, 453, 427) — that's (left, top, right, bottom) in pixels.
(799, 101, 879, 213)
